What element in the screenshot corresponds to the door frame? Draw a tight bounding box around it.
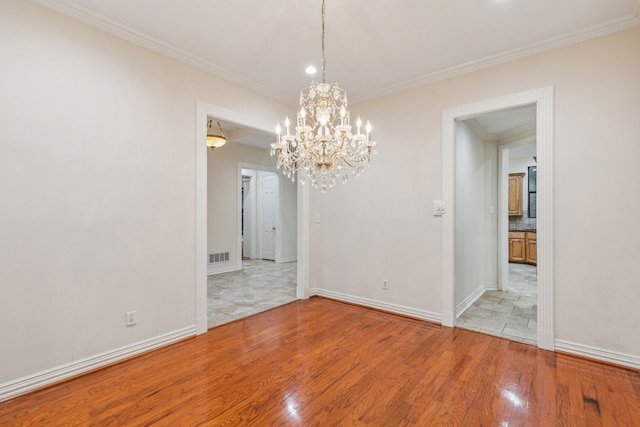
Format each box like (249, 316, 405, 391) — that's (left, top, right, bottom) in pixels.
(497, 136, 536, 292)
(241, 172, 255, 260)
(195, 102, 310, 335)
(441, 86, 555, 350)
(239, 166, 280, 262)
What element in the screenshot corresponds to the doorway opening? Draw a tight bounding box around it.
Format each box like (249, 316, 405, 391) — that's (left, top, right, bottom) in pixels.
(441, 87, 555, 351)
(241, 168, 281, 262)
(195, 102, 309, 335)
(453, 108, 538, 345)
(205, 136, 298, 328)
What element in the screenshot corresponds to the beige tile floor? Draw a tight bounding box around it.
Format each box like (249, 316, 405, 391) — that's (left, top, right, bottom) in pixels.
(207, 260, 297, 329)
(457, 263, 537, 345)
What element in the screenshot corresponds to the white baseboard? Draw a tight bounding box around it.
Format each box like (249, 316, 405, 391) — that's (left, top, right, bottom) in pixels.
(276, 256, 297, 264)
(484, 283, 499, 291)
(310, 288, 441, 324)
(538, 330, 555, 351)
(207, 263, 240, 276)
(195, 315, 208, 335)
(0, 325, 196, 402)
(456, 285, 485, 318)
(555, 339, 640, 370)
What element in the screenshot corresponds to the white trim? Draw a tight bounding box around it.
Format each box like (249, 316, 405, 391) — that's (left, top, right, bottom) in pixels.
(32, 0, 291, 104)
(484, 283, 499, 291)
(207, 263, 241, 276)
(535, 87, 555, 351)
(498, 147, 509, 291)
(456, 285, 485, 318)
(277, 256, 297, 264)
(465, 118, 535, 142)
(33, 0, 640, 106)
(555, 339, 640, 371)
(351, 16, 640, 103)
(0, 326, 195, 402)
(195, 104, 208, 335)
(297, 183, 310, 300)
(497, 135, 537, 292)
(441, 86, 555, 351)
(237, 163, 279, 264)
(310, 288, 441, 324)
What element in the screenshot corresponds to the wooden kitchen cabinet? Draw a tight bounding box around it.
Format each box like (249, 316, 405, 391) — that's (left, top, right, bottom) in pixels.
(508, 173, 525, 216)
(509, 231, 537, 265)
(508, 231, 526, 263)
(525, 231, 537, 265)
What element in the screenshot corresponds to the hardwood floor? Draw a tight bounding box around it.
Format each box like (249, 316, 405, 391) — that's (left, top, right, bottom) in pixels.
(1, 297, 639, 426)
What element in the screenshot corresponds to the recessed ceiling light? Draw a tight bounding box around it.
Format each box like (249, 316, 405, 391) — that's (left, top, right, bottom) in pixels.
(305, 65, 317, 75)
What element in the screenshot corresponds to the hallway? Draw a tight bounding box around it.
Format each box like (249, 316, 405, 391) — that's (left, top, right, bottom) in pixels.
(207, 260, 297, 328)
(457, 263, 537, 344)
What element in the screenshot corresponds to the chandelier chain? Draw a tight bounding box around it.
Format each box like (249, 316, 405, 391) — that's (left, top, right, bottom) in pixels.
(321, 0, 326, 83)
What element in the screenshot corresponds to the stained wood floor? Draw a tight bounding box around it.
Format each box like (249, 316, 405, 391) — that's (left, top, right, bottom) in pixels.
(1, 297, 639, 426)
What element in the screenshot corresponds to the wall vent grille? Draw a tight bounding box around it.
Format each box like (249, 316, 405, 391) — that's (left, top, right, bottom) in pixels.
(209, 252, 230, 264)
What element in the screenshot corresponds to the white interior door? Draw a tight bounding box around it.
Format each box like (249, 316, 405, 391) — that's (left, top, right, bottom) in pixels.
(260, 172, 278, 261)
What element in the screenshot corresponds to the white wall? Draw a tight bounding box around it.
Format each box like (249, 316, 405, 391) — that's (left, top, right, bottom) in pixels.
(0, 0, 290, 387)
(311, 27, 640, 359)
(455, 121, 498, 308)
(280, 176, 298, 263)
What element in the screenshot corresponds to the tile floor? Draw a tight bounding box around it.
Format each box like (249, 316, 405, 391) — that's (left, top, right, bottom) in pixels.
(207, 260, 297, 329)
(457, 263, 537, 345)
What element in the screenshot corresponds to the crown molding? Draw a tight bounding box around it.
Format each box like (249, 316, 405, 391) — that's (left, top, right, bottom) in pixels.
(32, 0, 639, 106)
(31, 0, 293, 105)
(465, 118, 536, 142)
(498, 120, 536, 142)
(351, 12, 640, 104)
(464, 119, 496, 141)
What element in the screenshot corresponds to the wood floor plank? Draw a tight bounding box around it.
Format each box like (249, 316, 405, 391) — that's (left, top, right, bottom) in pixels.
(1, 297, 639, 426)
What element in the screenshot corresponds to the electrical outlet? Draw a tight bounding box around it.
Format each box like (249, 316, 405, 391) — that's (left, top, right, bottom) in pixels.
(126, 310, 137, 326)
(382, 279, 389, 290)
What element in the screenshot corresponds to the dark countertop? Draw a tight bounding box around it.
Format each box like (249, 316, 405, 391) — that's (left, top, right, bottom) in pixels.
(509, 228, 537, 232)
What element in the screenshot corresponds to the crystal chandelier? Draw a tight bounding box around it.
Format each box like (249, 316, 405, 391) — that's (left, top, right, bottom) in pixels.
(270, 0, 377, 192)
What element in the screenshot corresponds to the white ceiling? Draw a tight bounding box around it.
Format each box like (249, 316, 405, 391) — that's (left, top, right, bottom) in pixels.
(509, 142, 537, 160)
(33, 0, 639, 149)
(35, 0, 640, 106)
(213, 120, 273, 150)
